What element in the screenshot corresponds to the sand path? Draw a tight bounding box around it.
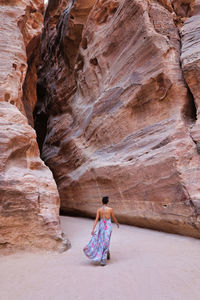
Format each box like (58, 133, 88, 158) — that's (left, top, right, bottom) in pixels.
(1, 216, 200, 300)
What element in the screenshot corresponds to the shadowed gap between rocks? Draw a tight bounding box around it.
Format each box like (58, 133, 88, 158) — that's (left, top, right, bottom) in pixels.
(33, 82, 48, 154)
(180, 64, 199, 154)
(182, 88, 197, 124)
(175, 22, 197, 125)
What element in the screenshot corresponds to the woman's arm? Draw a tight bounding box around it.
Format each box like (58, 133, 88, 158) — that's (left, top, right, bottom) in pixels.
(111, 208, 119, 228)
(91, 209, 100, 235)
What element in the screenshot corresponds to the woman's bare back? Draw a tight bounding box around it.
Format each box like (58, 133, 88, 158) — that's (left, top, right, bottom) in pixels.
(99, 206, 113, 220)
(90, 202, 119, 236)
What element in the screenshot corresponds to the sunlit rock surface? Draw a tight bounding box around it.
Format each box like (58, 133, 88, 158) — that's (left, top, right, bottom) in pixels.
(0, 0, 70, 252)
(35, 0, 200, 237)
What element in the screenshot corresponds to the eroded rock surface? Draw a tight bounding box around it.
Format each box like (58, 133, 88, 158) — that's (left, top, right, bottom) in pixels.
(172, 0, 200, 17)
(0, 0, 70, 252)
(181, 15, 200, 151)
(0, 102, 68, 252)
(35, 0, 200, 237)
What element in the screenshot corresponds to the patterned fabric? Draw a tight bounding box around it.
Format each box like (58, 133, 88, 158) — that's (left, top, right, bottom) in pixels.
(83, 218, 112, 262)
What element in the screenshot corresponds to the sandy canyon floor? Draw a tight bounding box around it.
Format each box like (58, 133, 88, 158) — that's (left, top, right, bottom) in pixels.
(1, 216, 200, 300)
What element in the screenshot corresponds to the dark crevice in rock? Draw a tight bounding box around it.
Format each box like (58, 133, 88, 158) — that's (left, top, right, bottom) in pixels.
(179, 51, 199, 152)
(182, 88, 197, 124)
(151, 137, 170, 150)
(171, 0, 195, 17)
(22, 35, 41, 127)
(175, 23, 197, 125)
(90, 57, 98, 66)
(181, 81, 199, 153)
(190, 132, 200, 155)
(33, 82, 48, 154)
(34, 1, 76, 156)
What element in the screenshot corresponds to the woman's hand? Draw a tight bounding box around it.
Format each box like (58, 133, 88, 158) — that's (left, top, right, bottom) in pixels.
(111, 208, 119, 228)
(91, 230, 94, 236)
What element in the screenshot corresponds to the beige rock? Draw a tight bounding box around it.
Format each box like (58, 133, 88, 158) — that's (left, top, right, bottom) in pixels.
(0, 102, 70, 252)
(0, 0, 44, 112)
(0, 0, 70, 252)
(35, 0, 200, 237)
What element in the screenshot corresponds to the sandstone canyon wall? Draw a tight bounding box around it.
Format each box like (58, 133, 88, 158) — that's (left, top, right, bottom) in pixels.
(0, 0, 70, 253)
(35, 0, 200, 238)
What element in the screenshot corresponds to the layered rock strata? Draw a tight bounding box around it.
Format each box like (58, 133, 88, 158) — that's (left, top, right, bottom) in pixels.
(35, 0, 200, 237)
(0, 0, 70, 252)
(181, 15, 200, 150)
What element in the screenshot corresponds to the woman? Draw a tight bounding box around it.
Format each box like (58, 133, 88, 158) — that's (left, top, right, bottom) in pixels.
(83, 196, 119, 266)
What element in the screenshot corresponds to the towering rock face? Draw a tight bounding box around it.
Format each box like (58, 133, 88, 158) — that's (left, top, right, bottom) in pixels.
(0, 0, 70, 252)
(36, 0, 200, 238)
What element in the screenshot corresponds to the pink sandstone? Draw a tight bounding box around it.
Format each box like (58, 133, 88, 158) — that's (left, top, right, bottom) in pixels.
(0, 0, 70, 252)
(34, 0, 200, 238)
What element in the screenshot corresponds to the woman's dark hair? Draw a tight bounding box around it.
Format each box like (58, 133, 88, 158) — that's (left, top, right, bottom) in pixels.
(102, 196, 109, 204)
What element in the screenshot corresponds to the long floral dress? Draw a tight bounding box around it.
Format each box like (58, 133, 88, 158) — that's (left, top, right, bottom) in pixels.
(83, 217, 112, 263)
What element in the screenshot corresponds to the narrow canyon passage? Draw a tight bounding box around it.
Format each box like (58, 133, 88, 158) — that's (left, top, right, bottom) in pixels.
(1, 216, 200, 300)
(2, 0, 200, 254)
